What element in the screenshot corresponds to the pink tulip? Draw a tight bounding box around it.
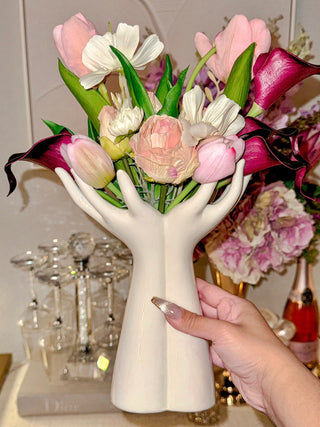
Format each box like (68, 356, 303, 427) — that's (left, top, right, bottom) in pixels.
(130, 115, 199, 184)
(53, 13, 98, 77)
(252, 48, 320, 112)
(195, 14, 271, 83)
(193, 135, 245, 183)
(61, 135, 115, 188)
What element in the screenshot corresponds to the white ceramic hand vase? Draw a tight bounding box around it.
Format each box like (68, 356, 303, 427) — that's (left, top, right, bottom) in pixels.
(55, 159, 249, 413)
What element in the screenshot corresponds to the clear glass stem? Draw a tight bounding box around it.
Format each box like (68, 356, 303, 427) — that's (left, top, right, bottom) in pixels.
(107, 277, 115, 322)
(29, 268, 38, 306)
(75, 260, 92, 351)
(54, 284, 62, 325)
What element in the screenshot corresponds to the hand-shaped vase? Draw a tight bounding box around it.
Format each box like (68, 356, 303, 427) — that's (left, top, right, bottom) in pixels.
(56, 160, 248, 413)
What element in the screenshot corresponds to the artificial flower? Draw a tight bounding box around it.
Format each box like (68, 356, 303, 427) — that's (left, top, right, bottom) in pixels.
(5, 130, 73, 195)
(61, 135, 115, 188)
(206, 181, 314, 284)
(99, 101, 144, 141)
(80, 23, 164, 89)
(180, 87, 245, 146)
(195, 14, 271, 83)
(193, 135, 245, 183)
(129, 115, 199, 184)
(53, 13, 98, 77)
(250, 48, 320, 115)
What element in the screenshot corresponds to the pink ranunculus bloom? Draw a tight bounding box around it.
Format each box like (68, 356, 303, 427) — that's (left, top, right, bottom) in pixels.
(129, 115, 199, 185)
(61, 134, 115, 188)
(193, 135, 245, 183)
(194, 14, 271, 83)
(53, 13, 98, 77)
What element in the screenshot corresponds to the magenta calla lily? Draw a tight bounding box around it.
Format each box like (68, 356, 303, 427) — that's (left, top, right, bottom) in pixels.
(252, 48, 320, 112)
(4, 131, 73, 196)
(292, 128, 320, 189)
(239, 118, 305, 176)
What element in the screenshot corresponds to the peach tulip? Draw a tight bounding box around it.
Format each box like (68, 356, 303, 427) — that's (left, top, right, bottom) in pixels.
(130, 115, 199, 185)
(53, 13, 98, 77)
(193, 135, 245, 183)
(195, 14, 271, 83)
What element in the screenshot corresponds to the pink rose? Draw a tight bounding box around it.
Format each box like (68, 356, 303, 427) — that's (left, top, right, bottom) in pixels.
(130, 115, 199, 185)
(193, 135, 245, 183)
(195, 14, 271, 83)
(53, 13, 98, 77)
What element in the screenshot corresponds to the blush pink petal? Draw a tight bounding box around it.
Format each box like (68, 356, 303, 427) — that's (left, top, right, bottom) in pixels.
(195, 14, 271, 83)
(130, 115, 199, 184)
(53, 13, 98, 77)
(193, 135, 245, 183)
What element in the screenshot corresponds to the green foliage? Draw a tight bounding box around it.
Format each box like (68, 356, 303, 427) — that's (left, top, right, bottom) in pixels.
(155, 55, 173, 105)
(58, 60, 108, 134)
(42, 119, 74, 135)
(224, 43, 255, 109)
(109, 46, 155, 118)
(158, 67, 189, 118)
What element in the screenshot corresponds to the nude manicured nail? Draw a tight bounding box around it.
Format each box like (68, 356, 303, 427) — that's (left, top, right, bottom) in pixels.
(151, 297, 183, 319)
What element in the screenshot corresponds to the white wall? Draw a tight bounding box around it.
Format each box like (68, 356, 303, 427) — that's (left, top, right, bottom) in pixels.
(1, 0, 319, 362)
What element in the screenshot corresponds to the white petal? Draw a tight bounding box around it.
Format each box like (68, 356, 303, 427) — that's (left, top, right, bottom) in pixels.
(190, 122, 215, 139)
(180, 85, 205, 125)
(131, 34, 164, 69)
(82, 35, 118, 72)
(202, 94, 242, 135)
(80, 70, 108, 89)
(115, 23, 140, 60)
(224, 115, 245, 136)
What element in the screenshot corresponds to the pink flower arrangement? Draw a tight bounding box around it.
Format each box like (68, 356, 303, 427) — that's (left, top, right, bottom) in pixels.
(5, 12, 320, 219)
(206, 182, 315, 284)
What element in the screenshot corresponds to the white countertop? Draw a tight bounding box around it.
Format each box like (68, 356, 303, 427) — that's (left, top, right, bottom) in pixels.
(0, 363, 275, 426)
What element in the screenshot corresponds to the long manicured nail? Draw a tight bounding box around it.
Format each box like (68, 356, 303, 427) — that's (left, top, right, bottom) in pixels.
(151, 297, 183, 319)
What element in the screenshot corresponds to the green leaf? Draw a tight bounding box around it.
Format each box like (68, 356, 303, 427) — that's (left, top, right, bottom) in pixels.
(224, 43, 255, 109)
(88, 118, 100, 142)
(155, 55, 173, 105)
(109, 46, 155, 118)
(58, 60, 108, 133)
(158, 67, 189, 118)
(42, 119, 74, 135)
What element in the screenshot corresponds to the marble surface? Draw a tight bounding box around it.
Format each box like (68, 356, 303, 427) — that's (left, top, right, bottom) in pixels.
(0, 363, 275, 427)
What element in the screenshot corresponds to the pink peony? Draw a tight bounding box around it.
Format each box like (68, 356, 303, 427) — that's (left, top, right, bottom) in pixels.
(130, 115, 199, 185)
(193, 135, 245, 183)
(195, 14, 271, 83)
(53, 13, 98, 77)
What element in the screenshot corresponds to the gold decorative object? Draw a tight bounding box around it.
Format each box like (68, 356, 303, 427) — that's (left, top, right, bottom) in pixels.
(210, 265, 247, 406)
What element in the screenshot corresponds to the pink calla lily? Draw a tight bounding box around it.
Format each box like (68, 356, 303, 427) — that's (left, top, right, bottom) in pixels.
(4, 131, 73, 196)
(252, 48, 320, 112)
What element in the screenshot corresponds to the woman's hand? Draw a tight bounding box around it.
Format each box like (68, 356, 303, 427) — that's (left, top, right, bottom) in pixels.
(152, 278, 320, 426)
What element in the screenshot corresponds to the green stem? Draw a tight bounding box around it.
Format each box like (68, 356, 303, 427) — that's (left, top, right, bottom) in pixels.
(185, 47, 216, 93)
(96, 190, 125, 208)
(165, 180, 199, 213)
(122, 156, 135, 183)
(106, 182, 123, 199)
(158, 184, 168, 214)
(98, 83, 112, 105)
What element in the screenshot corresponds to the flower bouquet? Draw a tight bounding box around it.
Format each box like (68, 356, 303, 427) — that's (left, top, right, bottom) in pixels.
(4, 13, 320, 413)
